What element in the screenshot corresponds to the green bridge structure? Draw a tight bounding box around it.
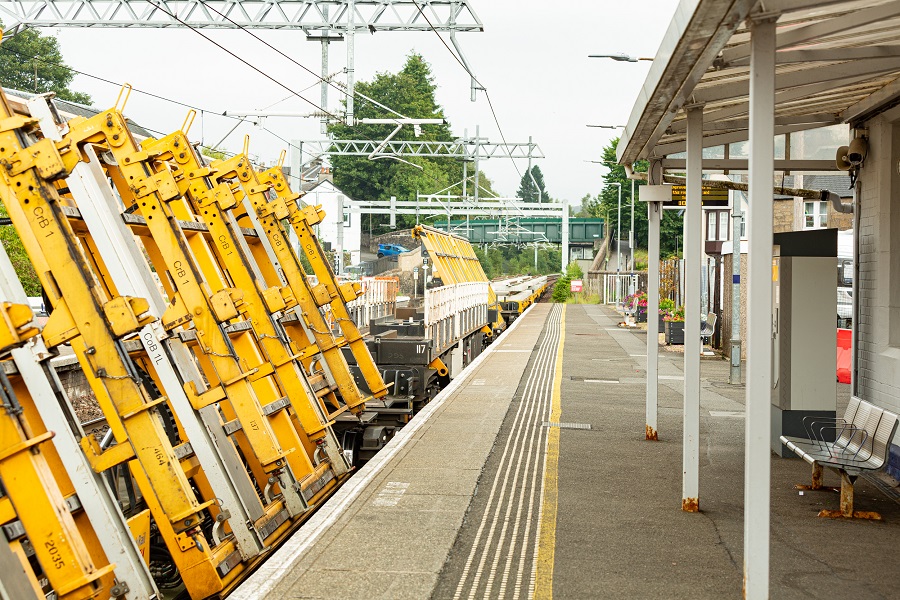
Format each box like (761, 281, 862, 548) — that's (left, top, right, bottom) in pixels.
(433, 218, 605, 254)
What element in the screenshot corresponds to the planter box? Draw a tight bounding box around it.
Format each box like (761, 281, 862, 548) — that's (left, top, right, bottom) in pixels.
(636, 307, 647, 323)
(665, 321, 685, 345)
(658, 314, 666, 331)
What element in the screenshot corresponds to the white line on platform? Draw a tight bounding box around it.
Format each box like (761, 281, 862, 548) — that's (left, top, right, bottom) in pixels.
(496, 349, 532, 353)
(229, 304, 540, 600)
(709, 410, 745, 418)
(659, 375, 685, 380)
(629, 354, 647, 357)
(584, 379, 619, 384)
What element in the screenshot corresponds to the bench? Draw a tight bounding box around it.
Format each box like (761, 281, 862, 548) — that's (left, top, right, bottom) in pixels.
(700, 312, 717, 354)
(780, 397, 899, 520)
(622, 297, 639, 326)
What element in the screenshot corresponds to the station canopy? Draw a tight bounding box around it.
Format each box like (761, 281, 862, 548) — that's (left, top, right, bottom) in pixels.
(617, 0, 900, 165)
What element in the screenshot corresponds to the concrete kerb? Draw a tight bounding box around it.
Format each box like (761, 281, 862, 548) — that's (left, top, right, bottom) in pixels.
(230, 304, 540, 600)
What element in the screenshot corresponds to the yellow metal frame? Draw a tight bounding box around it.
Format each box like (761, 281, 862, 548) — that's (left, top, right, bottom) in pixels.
(0, 99, 237, 598)
(0, 304, 115, 600)
(139, 127, 345, 491)
(208, 149, 387, 412)
(412, 225, 505, 332)
(257, 158, 389, 401)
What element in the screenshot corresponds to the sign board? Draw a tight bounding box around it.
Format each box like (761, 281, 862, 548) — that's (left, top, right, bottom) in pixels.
(570, 279, 583, 293)
(664, 185, 730, 209)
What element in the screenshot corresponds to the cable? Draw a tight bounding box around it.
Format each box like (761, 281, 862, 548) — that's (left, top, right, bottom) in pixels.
(145, 0, 338, 120)
(0, 42, 317, 163)
(411, 1, 524, 181)
(193, 0, 408, 123)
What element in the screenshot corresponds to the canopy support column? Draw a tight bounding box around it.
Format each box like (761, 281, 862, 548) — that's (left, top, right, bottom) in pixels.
(683, 105, 703, 512)
(745, 16, 776, 600)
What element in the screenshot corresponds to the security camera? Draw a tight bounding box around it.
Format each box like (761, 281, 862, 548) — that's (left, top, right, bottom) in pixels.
(848, 137, 868, 166)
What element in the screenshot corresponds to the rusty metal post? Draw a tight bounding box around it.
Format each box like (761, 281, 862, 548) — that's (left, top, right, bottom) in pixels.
(811, 463, 823, 490)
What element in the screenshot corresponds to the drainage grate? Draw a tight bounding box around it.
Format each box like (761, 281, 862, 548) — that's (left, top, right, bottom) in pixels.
(543, 421, 592, 430)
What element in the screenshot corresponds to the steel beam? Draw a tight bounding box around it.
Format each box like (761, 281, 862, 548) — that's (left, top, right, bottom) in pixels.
(658, 158, 836, 171)
(0, 0, 484, 32)
(292, 138, 543, 160)
(745, 17, 776, 600)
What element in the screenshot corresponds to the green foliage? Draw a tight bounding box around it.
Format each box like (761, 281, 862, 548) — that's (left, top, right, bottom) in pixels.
(0, 25, 90, 296)
(659, 297, 676, 312)
(201, 147, 228, 161)
(0, 25, 91, 104)
(0, 202, 41, 296)
(552, 275, 571, 303)
(516, 165, 550, 203)
(565, 261, 584, 280)
(584, 138, 684, 256)
(475, 244, 561, 279)
(328, 53, 495, 232)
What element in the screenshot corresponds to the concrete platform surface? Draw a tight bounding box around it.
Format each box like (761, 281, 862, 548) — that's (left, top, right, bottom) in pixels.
(232, 303, 900, 600)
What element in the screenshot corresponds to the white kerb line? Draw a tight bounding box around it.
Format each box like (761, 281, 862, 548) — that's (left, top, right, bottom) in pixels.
(230, 303, 540, 600)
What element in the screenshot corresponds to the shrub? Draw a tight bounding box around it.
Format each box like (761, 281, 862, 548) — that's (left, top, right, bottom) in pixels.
(552, 275, 572, 303)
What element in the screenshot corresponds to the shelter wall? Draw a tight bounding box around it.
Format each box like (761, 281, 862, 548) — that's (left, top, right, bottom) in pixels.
(856, 114, 900, 421)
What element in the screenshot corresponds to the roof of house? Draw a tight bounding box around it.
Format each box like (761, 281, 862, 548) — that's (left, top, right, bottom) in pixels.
(4, 88, 155, 138)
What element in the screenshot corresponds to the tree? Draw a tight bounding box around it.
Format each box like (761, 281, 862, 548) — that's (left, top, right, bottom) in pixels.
(0, 25, 92, 104)
(0, 24, 92, 297)
(328, 53, 495, 232)
(516, 165, 550, 203)
(0, 203, 40, 296)
(586, 138, 684, 257)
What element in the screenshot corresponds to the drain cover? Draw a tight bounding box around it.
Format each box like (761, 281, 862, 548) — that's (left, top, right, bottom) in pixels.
(543, 422, 592, 430)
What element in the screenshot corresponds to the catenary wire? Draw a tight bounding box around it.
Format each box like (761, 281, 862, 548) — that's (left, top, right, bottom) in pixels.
(412, 1, 525, 180)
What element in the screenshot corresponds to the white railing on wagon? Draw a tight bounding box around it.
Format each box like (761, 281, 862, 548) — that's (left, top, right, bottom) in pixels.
(424, 281, 489, 349)
(345, 276, 399, 331)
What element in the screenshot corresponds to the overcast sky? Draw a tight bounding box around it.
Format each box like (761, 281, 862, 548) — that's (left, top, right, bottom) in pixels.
(51, 0, 681, 205)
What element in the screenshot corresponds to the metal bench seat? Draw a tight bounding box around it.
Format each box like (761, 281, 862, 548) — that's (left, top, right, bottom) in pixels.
(780, 396, 899, 520)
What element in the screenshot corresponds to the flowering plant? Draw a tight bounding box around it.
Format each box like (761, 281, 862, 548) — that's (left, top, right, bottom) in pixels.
(662, 305, 685, 322)
(659, 298, 676, 314)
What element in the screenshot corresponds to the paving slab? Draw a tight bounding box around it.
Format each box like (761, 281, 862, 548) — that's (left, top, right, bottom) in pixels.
(230, 304, 551, 600)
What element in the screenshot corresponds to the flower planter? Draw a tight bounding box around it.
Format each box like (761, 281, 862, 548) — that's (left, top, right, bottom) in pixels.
(658, 314, 666, 332)
(665, 321, 685, 345)
(636, 307, 648, 323)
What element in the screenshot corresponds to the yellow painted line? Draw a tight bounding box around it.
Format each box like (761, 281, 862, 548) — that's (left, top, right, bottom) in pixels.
(534, 305, 565, 599)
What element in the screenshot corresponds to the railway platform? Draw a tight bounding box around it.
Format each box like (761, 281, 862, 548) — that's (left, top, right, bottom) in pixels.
(232, 303, 900, 600)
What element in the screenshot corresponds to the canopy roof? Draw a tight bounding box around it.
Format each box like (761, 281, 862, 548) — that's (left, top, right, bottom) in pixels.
(617, 0, 900, 165)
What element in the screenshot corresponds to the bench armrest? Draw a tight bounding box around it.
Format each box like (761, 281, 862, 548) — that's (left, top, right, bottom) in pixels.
(814, 424, 869, 460)
(802, 416, 847, 443)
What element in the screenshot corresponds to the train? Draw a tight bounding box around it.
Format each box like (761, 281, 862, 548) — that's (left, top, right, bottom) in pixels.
(0, 88, 556, 600)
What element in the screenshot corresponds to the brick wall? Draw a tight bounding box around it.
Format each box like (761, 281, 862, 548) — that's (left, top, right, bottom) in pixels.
(773, 199, 795, 233)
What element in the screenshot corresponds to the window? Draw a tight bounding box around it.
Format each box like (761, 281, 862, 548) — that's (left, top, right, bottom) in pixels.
(718, 211, 730, 241)
(740, 210, 747, 239)
(707, 212, 717, 241)
(803, 200, 827, 229)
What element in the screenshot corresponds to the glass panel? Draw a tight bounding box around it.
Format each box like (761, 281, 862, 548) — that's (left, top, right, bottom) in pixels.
(707, 212, 716, 240)
(719, 211, 729, 241)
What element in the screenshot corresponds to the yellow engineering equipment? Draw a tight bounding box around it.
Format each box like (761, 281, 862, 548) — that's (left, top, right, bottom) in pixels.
(412, 224, 505, 335)
(0, 87, 387, 599)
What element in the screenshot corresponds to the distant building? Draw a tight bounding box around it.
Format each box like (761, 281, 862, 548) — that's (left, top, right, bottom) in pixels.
(290, 165, 362, 268)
